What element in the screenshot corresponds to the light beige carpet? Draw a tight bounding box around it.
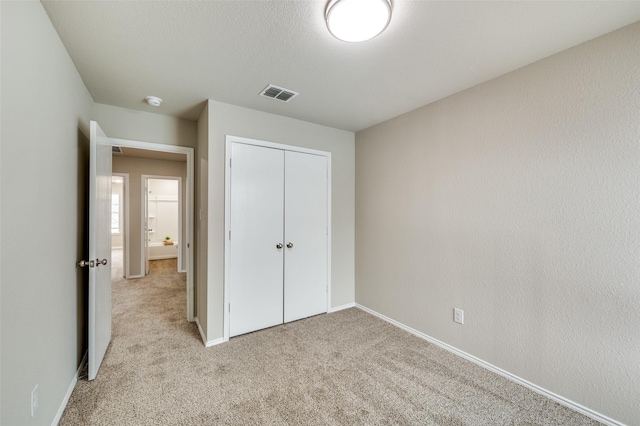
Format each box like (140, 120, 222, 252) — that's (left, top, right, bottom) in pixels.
(60, 260, 600, 425)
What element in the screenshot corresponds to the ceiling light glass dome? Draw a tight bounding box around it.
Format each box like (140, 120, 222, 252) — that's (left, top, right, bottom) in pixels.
(325, 0, 392, 43)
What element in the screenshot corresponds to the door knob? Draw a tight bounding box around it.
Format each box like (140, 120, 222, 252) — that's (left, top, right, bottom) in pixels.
(286, 242, 293, 249)
(276, 243, 283, 249)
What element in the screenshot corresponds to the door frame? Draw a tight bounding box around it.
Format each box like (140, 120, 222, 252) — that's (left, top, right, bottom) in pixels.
(111, 137, 195, 322)
(112, 172, 130, 278)
(223, 135, 332, 342)
(141, 175, 184, 273)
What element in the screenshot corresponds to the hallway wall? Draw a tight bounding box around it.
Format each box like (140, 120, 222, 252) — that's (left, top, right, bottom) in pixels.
(93, 103, 197, 149)
(112, 156, 187, 277)
(355, 22, 640, 425)
(1, 2, 94, 424)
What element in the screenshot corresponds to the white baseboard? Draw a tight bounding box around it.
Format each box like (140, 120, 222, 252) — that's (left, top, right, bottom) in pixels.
(355, 304, 625, 426)
(328, 302, 355, 313)
(205, 337, 224, 347)
(195, 317, 224, 348)
(52, 351, 87, 426)
(195, 305, 357, 348)
(127, 274, 145, 279)
(148, 255, 178, 261)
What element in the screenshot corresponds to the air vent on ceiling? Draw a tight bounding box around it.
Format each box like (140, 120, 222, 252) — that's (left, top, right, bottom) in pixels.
(260, 84, 299, 102)
(112, 146, 123, 153)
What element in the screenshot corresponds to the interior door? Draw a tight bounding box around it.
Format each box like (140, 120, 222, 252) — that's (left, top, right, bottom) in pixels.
(284, 151, 328, 322)
(88, 120, 113, 380)
(229, 143, 285, 337)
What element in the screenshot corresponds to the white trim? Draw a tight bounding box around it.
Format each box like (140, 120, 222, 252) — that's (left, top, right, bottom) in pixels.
(148, 254, 179, 261)
(355, 304, 626, 426)
(141, 174, 183, 273)
(127, 273, 145, 279)
(227, 135, 330, 157)
(328, 302, 355, 313)
(195, 317, 224, 348)
(223, 142, 232, 342)
(112, 173, 130, 278)
(223, 135, 332, 343)
(195, 316, 206, 344)
(111, 138, 195, 322)
(52, 351, 87, 426)
(205, 338, 224, 348)
(326, 154, 332, 317)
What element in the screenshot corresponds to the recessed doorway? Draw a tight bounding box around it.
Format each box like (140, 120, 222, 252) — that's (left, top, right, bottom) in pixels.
(110, 139, 195, 322)
(143, 176, 183, 276)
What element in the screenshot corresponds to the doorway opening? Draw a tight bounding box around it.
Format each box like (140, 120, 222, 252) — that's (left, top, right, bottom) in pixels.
(110, 139, 195, 322)
(111, 174, 129, 280)
(143, 176, 183, 276)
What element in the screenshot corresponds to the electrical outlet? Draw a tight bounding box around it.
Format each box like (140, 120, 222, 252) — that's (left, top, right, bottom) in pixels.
(454, 308, 464, 324)
(31, 384, 39, 418)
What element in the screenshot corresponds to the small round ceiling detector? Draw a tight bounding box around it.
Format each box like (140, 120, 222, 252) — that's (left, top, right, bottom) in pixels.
(145, 96, 163, 107)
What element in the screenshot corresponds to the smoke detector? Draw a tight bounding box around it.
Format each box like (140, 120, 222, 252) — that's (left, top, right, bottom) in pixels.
(259, 85, 299, 102)
(145, 96, 163, 107)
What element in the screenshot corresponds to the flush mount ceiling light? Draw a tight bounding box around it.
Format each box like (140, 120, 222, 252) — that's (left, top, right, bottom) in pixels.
(325, 0, 392, 43)
(145, 96, 162, 107)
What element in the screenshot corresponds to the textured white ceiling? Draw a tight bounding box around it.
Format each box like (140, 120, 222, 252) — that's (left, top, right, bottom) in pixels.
(41, 1, 640, 132)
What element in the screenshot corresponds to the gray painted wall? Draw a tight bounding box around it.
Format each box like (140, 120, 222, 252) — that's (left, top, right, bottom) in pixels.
(1, 2, 94, 424)
(0, 13, 199, 420)
(355, 22, 640, 425)
(93, 103, 197, 149)
(112, 156, 187, 277)
(201, 100, 355, 341)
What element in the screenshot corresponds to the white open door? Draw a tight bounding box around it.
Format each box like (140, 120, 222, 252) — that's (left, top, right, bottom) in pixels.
(88, 121, 113, 380)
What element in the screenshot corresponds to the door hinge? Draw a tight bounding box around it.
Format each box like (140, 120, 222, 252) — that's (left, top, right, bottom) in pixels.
(229, 158, 232, 168)
(228, 230, 231, 240)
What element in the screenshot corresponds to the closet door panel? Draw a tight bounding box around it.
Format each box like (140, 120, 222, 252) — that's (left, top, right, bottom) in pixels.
(284, 151, 328, 323)
(229, 143, 285, 337)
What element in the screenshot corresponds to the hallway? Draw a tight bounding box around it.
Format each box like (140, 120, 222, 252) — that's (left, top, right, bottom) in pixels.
(60, 257, 199, 424)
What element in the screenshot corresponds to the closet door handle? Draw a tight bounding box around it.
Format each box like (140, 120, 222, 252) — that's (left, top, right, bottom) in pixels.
(286, 242, 293, 249)
(276, 243, 283, 249)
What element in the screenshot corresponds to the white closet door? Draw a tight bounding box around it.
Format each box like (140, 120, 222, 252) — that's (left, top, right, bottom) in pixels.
(284, 151, 328, 323)
(229, 143, 285, 337)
